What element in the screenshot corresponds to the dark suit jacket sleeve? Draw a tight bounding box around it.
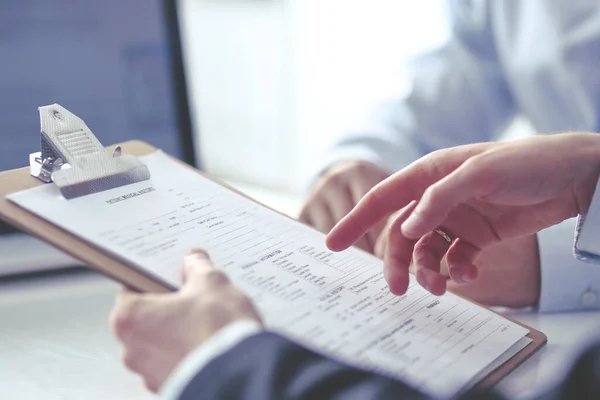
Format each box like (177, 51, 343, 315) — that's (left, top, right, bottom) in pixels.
(178, 332, 600, 400)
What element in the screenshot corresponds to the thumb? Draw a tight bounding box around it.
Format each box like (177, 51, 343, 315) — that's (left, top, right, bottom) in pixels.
(181, 248, 230, 293)
(182, 248, 213, 284)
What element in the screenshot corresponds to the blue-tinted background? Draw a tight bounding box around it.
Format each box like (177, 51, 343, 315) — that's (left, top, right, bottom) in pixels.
(0, 0, 185, 171)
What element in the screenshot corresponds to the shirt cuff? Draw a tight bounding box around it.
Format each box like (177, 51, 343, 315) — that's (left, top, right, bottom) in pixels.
(575, 172, 600, 259)
(537, 218, 600, 312)
(159, 320, 263, 400)
(573, 215, 600, 263)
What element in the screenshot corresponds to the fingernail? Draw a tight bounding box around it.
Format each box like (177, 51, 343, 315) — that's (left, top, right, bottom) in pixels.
(401, 213, 424, 238)
(383, 266, 390, 283)
(186, 248, 209, 259)
(458, 272, 474, 284)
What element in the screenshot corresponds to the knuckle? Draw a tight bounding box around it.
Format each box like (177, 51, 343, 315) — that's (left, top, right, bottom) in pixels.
(461, 156, 494, 192)
(111, 299, 140, 339)
(425, 149, 448, 169)
(352, 161, 373, 174)
(144, 378, 159, 394)
(112, 312, 133, 340)
(364, 184, 385, 208)
(202, 269, 230, 286)
(420, 149, 444, 170)
(421, 184, 438, 201)
(420, 184, 445, 208)
(460, 156, 479, 169)
(187, 248, 211, 264)
(416, 232, 435, 248)
(412, 244, 428, 265)
(325, 172, 346, 188)
(237, 294, 256, 314)
(412, 234, 444, 264)
(122, 350, 138, 371)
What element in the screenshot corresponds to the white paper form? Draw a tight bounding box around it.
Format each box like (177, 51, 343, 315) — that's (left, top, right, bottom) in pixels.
(8, 151, 530, 399)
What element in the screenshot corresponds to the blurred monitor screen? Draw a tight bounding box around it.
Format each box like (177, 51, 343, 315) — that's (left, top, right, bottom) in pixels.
(0, 0, 195, 270)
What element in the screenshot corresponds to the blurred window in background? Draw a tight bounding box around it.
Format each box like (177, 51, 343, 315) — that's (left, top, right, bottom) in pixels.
(179, 0, 450, 193)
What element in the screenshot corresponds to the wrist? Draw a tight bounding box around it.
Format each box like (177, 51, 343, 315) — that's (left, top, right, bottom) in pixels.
(573, 133, 600, 215)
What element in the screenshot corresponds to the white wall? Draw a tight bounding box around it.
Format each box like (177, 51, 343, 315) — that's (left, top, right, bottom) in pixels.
(179, 0, 295, 189)
(179, 0, 450, 193)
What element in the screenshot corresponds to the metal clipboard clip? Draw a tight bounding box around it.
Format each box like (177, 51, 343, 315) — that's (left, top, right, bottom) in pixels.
(29, 104, 151, 199)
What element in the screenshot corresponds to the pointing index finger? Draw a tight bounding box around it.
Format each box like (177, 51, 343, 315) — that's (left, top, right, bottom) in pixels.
(326, 172, 419, 252)
(325, 145, 491, 251)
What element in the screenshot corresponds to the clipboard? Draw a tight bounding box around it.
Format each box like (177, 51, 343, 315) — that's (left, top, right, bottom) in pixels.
(0, 105, 546, 392)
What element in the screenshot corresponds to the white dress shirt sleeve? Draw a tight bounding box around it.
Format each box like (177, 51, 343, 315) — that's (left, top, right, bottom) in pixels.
(537, 218, 600, 312)
(159, 320, 263, 400)
(301, 1, 600, 315)
(302, 0, 517, 190)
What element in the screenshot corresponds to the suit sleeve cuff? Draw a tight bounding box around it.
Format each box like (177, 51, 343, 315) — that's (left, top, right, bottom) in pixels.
(159, 320, 263, 400)
(537, 218, 600, 312)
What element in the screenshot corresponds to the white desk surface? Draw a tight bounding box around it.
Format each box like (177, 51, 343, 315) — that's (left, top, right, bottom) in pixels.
(1, 182, 598, 399)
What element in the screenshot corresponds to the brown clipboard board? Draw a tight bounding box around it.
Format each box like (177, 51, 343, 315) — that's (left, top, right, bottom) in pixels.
(0, 140, 546, 390)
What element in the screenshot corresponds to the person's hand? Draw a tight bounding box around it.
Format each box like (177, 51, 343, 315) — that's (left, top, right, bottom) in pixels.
(326, 133, 600, 297)
(378, 225, 542, 308)
(373, 210, 402, 258)
(374, 208, 541, 308)
(299, 160, 390, 253)
(444, 235, 541, 308)
(109, 249, 261, 393)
